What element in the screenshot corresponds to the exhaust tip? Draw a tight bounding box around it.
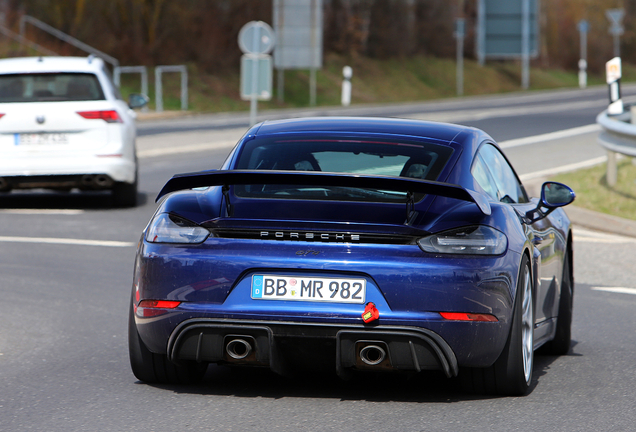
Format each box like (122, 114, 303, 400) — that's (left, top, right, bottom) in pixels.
(0, 177, 10, 191)
(359, 344, 386, 366)
(81, 175, 94, 186)
(94, 175, 113, 187)
(226, 338, 253, 360)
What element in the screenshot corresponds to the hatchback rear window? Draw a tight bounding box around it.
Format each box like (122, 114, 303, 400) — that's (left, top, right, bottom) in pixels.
(0, 73, 105, 102)
(233, 136, 454, 202)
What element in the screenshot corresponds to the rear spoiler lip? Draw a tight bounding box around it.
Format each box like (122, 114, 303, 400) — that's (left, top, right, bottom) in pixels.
(156, 169, 491, 216)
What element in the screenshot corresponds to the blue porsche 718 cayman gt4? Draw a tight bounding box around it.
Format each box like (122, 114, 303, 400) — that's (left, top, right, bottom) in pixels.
(129, 117, 575, 396)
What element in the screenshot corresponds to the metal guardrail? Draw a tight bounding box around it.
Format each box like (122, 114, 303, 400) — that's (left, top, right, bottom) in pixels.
(114, 66, 149, 112)
(19, 15, 119, 68)
(155, 65, 188, 112)
(596, 109, 636, 186)
(0, 23, 58, 56)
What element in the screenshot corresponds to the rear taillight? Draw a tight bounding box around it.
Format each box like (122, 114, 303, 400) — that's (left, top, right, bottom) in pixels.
(77, 110, 122, 123)
(0, 113, 5, 119)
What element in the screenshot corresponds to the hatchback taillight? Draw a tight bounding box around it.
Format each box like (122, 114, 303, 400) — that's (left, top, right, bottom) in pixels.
(77, 110, 122, 123)
(0, 113, 5, 119)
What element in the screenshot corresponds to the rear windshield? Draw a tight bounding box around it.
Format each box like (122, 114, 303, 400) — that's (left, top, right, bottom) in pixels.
(0, 73, 105, 102)
(234, 136, 454, 202)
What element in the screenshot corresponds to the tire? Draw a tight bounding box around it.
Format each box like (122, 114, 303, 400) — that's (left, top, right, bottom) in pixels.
(128, 301, 207, 384)
(112, 180, 138, 208)
(541, 247, 573, 355)
(462, 255, 534, 396)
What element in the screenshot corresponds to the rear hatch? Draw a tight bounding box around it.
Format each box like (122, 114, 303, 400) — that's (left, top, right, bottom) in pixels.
(0, 72, 116, 157)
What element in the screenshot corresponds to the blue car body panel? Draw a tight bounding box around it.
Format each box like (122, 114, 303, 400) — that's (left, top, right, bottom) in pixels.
(131, 117, 572, 378)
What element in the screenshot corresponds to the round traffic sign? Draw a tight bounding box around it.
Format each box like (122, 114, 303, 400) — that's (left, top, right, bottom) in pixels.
(238, 21, 275, 55)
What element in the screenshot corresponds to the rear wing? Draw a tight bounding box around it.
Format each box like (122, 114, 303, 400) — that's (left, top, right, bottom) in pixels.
(156, 170, 491, 216)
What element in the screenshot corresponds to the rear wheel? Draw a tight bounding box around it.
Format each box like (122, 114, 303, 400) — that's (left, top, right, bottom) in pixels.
(541, 248, 573, 355)
(462, 255, 534, 396)
(128, 302, 207, 384)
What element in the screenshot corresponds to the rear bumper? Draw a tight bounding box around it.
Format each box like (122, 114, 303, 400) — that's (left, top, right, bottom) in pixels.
(166, 318, 459, 378)
(0, 155, 136, 188)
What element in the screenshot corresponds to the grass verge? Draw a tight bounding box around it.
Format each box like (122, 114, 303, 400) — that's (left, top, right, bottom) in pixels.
(117, 53, 616, 114)
(551, 158, 636, 221)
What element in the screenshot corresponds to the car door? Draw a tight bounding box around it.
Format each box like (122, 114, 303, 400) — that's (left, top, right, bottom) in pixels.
(472, 143, 562, 326)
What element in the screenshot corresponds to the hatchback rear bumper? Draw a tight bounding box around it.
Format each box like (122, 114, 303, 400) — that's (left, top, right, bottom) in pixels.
(0, 155, 136, 188)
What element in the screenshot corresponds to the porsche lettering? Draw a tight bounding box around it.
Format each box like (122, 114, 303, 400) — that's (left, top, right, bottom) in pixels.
(259, 231, 360, 241)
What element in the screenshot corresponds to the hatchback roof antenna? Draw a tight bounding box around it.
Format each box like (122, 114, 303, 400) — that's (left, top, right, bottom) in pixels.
(87, 54, 95, 64)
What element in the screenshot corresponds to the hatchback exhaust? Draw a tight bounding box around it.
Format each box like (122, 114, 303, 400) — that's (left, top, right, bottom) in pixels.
(94, 174, 113, 187)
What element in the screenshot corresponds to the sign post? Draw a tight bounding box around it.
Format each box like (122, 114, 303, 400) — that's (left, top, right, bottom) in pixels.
(577, 19, 589, 89)
(606, 57, 623, 116)
(239, 21, 275, 126)
(454, 18, 465, 96)
(341, 66, 352, 106)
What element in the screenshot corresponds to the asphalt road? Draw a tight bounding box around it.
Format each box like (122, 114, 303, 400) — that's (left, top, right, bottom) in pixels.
(1, 86, 636, 431)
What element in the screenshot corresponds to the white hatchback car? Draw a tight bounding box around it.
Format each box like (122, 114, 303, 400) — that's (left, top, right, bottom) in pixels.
(0, 56, 147, 207)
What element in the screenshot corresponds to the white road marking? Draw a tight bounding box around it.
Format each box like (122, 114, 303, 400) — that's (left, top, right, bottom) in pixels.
(0, 236, 135, 247)
(573, 227, 636, 244)
(138, 140, 237, 158)
(519, 156, 607, 181)
(592, 287, 636, 295)
(499, 124, 601, 149)
(0, 209, 85, 215)
(405, 100, 604, 123)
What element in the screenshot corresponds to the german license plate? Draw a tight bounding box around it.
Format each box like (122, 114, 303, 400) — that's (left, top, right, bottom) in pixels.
(251, 274, 366, 304)
(16, 133, 68, 145)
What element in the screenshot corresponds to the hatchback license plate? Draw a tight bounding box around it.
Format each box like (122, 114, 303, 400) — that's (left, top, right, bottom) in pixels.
(16, 133, 68, 145)
(251, 275, 366, 304)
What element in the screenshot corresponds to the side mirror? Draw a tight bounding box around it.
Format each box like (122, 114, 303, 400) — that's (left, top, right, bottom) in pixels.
(524, 181, 575, 224)
(128, 93, 149, 109)
(541, 181, 576, 208)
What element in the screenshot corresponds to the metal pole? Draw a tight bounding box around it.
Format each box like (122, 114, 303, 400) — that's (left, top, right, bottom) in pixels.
(614, 34, 620, 58)
(521, 0, 530, 90)
(477, 0, 485, 66)
(309, 0, 317, 106)
(141, 68, 149, 112)
(155, 68, 163, 113)
(181, 68, 188, 110)
(455, 18, 465, 97)
(250, 28, 260, 126)
(276, 0, 285, 103)
(278, 68, 284, 103)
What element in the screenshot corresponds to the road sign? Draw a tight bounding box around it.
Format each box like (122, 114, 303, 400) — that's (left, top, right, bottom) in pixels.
(606, 9, 624, 35)
(240, 54, 272, 101)
(477, 0, 539, 60)
(238, 21, 275, 55)
(577, 19, 589, 34)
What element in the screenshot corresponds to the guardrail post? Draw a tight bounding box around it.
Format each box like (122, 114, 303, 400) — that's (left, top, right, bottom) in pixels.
(607, 151, 617, 186)
(154, 65, 188, 113)
(114, 66, 149, 112)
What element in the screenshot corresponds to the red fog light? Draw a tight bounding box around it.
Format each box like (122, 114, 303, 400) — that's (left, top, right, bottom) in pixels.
(138, 300, 181, 309)
(440, 312, 498, 322)
(137, 300, 181, 318)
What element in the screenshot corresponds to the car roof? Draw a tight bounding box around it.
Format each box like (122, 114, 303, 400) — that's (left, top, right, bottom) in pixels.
(0, 56, 105, 74)
(254, 117, 482, 144)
